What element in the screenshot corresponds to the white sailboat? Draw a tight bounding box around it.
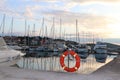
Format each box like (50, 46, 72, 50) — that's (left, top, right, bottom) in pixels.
(0, 37, 25, 62)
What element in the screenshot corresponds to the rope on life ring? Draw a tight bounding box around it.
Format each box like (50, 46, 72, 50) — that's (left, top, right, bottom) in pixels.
(60, 50, 80, 72)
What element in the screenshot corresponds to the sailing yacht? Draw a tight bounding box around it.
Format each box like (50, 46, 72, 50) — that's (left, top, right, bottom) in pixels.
(94, 42, 108, 63)
(0, 37, 25, 62)
(74, 19, 91, 59)
(75, 44, 91, 59)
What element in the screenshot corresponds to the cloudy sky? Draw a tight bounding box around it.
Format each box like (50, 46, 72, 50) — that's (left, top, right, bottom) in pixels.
(0, 0, 120, 43)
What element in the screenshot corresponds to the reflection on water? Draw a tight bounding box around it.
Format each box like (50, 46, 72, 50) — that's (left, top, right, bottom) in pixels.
(17, 53, 117, 74)
(24, 51, 62, 57)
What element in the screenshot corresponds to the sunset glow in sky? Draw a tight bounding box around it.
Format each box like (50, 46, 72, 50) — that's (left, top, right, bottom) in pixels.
(0, 0, 120, 42)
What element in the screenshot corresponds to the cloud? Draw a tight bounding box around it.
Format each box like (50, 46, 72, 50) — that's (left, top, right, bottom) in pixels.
(64, 0, 120, 6)
(24, 7, 33, 19)
(32, 0, 120, 4)
(33, 0, 57, 3)
(42, 10, 110, 28)
(66, 0, 120, 3)
(0, 0, 6, 12)
(0, 0, 23, 18)
(0, 0, 6, 7)
(33, 0, 120, 3)
(23, 5, 42, 19)
(41, 9, 115, 38)
(71, 0, 120, 3)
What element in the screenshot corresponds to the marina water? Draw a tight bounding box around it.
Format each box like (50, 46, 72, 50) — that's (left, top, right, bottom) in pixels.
(17, 52, 117, 74)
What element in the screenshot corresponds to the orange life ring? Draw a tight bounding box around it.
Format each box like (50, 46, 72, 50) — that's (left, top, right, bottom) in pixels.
(60, 50, 80, 72)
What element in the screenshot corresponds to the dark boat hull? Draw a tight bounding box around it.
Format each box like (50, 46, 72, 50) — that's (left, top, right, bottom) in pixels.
(77, 52, 89, 59)
(95, 53, 107, 63)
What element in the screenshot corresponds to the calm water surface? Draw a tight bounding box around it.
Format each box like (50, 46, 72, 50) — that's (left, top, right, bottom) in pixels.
(17, 52, 117, 74)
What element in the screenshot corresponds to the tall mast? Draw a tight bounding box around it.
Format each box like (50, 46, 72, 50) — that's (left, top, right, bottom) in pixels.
(25, 19, 27, 36)
(49, 17, 55, 39)
(39, 18, 44, 37)
(27, 25, 30, 36)
(92, 33, 95, 44)
(24, 19, 27, 47)
(76, 19, 78, 42)
(2, 14, 5, 37)
(32, 24, 35, 36)
(10, 17, 13, 42)
(27, 25, 30, 46)
(45, 25, 47, 37)
(76, 19, 80, 43)
(11, 17, 13, 37)
(42, 18, 44, 37)
(52, 17, 55, 39)
(63, 29, 66, 40)
(0, 16, 3, 34)
(59, 18, 62, 39)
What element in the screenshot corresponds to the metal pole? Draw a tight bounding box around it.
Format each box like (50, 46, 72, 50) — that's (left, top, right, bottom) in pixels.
(68, 50, 70, 68)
